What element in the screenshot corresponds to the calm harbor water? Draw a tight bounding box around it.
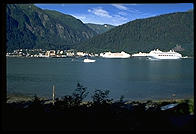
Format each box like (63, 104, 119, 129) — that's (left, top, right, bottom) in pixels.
(6, 57, 194, 101)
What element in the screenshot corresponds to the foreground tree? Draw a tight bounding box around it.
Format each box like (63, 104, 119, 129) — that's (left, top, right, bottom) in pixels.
(72, 83, 89, 106)
(92, 89, 113, 105)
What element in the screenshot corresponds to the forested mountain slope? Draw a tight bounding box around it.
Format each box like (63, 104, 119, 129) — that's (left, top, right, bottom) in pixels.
(6, 4, 97, 52)
(86, 23, 115, 34)
(77, 10, 193, 56)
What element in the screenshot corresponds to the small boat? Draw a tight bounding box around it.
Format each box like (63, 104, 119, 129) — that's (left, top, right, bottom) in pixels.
(83, 58, 96, 63)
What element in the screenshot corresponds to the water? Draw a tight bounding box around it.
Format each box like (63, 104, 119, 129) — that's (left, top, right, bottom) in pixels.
(6, 57, 194, 101)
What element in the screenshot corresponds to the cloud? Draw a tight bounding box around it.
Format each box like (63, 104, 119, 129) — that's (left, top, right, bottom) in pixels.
(113, 15, 128, 21)
(88, 9, 91, 12)
(118, 11, 127, 16)
(72, 5, 155, 26)
(87, 7, 129, 25)
(129, 4, 143, 6)
(112, 4, 142, 14)
(88, 7, 112, 18)
(110, 14, 128, 26)
(128, 8, 142, 14)
(140, 13, 157, 19)
(112, 4, 128, 10)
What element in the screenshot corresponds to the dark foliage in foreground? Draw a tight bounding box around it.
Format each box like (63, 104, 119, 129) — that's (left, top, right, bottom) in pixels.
(4, 84, 194, 131)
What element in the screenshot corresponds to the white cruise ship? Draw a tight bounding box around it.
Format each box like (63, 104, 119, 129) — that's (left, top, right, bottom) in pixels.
(147, 49, 182, 59)
(100, 51, 131, 58)
(132, 52, 149, 57)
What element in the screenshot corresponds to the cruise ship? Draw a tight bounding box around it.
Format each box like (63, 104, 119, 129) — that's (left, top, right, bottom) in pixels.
(132, 52, 149, 57)
(147, 49, 182, 59)
(100, 51, 131, 58)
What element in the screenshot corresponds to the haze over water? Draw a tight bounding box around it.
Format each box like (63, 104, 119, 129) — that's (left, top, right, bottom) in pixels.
(6, 57, 194, 101)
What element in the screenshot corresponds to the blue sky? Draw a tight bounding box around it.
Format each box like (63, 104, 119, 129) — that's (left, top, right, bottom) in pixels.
(35, 3, 193, 26)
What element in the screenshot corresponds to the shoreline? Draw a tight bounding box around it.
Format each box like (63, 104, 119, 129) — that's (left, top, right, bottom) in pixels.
(6, 55, 194, 59)
(6, 93, 49, 103)
(6, 93, 194, 104)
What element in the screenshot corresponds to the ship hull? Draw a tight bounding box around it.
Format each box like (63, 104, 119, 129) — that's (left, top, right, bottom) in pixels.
(147, 56, 181, 60)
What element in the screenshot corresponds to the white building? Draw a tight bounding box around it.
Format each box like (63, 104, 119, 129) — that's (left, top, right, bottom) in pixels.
(76, 52, 86, 57)
(66, 51, 75, 57)
(45, 50, 56, 57)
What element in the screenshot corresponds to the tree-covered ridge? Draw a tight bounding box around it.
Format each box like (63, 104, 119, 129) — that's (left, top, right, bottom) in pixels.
(6, 4, 193, 56)
(6, 4, 97, 52)
(86, 23, 115, 34)
(76, 11, 193, 56)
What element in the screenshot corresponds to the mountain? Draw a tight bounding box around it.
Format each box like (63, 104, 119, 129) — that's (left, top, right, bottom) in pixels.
(86, 23, 115, 34)
(6, 4, 97, 52)
(76, 11, 193, 56)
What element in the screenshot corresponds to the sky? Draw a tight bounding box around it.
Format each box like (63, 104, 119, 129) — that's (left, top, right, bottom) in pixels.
(35, 3, 193, 26)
